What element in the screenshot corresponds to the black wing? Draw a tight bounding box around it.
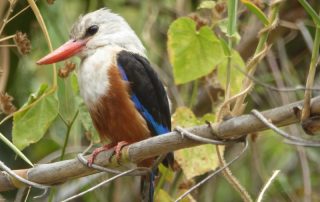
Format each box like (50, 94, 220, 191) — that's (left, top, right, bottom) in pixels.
(116, 50, 171, 135)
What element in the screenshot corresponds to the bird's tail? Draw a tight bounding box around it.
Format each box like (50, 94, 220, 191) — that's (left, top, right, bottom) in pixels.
(141, 172, 155, 202)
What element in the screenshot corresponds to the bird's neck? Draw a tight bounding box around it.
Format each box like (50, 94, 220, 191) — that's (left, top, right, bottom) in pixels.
(77, 46, 120, 106)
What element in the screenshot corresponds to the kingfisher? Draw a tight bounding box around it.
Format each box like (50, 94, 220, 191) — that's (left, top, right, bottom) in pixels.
(37, 8, 173, 201)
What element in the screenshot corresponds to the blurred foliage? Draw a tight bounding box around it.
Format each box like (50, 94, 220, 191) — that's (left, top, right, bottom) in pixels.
(0, 0, 320, 202)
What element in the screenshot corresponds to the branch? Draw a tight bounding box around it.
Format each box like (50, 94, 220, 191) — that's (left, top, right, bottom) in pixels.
(1, 96, 320, 192)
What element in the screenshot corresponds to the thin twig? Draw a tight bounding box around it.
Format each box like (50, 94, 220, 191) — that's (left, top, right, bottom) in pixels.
(233, 65, 320, 92)
(175, 126, 236, 145)
(6, 4, 31, 24)
(0, 34, 15, 43)
(61, 168, 138, 202)
(257, 170, 280, 202)
(251, 109, 320, 147)
(60, 110, 79, 160)
(77, 153, 150, 176)
(216, 144, 252, 202)
(175, 138, 249, 202)
(0, 44, 17, 47)
(0, 0, 17, 36)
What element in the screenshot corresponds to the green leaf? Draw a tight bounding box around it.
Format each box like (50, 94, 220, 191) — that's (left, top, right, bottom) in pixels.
(218, 50, 246, 94)
(172, 107, 220, 179)
(57, 75, 77, 122)
(168, 17, 224, 84)
(23, 83, 48, 107)
(198, 1, 216, 10)
(241, 0, 269, 26)
(172, 107, 199, 128)
(155, 189, 172, 202)
(175, 144, 220, 179)
(13, 92, 59, 150)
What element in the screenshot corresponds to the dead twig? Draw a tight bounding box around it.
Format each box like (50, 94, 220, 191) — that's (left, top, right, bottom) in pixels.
(256, 170, 280, 202)
(175, 126, 236, 145)
(61, 168, 144, 202)
(251, 109, 320, 147)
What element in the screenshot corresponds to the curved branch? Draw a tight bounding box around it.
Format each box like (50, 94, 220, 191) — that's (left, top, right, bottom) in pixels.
(1, 96, 320, 192)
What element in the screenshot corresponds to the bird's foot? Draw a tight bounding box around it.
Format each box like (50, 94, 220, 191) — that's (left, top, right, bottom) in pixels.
(114, 141, 129, 163)
(87, 144, 115, 167)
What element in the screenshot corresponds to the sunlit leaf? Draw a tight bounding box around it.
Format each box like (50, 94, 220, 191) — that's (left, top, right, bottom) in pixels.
(13, 92, 59, 150)
(198, 1, 216, 9)
(241, 0, 269, 25)
(168, 17, 224, 84)
(172, 107, 199, 128)
(176, 144, 219, 179)
(172, 107, 220, 179)
(158, 164, 174, 183)
(155, 189, 172, 202)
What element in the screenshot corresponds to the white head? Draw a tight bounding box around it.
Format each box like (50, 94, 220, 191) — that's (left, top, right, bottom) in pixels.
(37, 8, 146, 65)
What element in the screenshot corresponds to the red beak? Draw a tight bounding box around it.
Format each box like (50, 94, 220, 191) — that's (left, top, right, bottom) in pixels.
(36, 39, 87, 65)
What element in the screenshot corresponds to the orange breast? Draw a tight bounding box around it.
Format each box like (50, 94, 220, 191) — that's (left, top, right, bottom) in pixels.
(89, 65, 151, 144)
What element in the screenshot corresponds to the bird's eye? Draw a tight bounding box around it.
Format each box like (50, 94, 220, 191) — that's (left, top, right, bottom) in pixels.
(85, 25, 99, 36)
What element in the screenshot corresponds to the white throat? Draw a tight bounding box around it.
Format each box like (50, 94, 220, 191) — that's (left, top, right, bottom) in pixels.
(77, 46, 120, 106)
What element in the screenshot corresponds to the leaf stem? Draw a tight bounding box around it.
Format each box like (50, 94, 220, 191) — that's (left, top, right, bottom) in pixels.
(297, 0, 320, 25)
(60, 110, 79, 160)
(0, 34, 15, 43)
(27, 0, 57, 88)
(301, 24, 320, 120)
(0, 44, 17, 47)
(0, 132, 33, 167)
(232, 0, 282, 115)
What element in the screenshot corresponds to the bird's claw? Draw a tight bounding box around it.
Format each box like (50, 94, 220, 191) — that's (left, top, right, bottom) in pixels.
(114, 141, 129, 163)
(86, 141, 129, 167)
(87, 144, 114, 167)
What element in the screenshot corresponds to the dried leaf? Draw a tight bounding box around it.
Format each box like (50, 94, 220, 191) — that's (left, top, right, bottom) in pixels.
(0, 92, 16, 115)
(14, 31, 31, 55)
(58, 61, 76, 78)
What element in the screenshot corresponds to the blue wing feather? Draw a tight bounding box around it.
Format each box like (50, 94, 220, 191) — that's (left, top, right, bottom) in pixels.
(118, 63, 169, 135)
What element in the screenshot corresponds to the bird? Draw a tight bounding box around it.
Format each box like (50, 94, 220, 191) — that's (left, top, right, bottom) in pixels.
(37, 8, 173, 201)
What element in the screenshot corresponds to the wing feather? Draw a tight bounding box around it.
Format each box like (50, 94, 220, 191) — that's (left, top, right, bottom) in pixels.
(116, 50, 171, 135)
